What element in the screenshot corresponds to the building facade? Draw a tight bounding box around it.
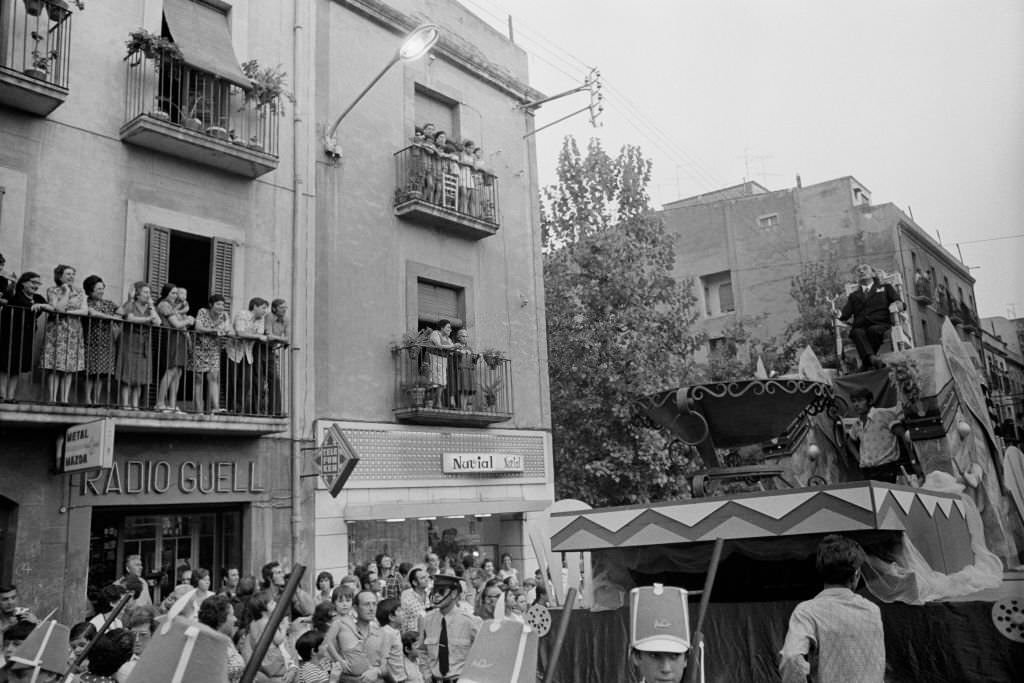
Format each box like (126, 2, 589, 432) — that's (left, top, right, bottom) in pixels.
(0, 0, 552, 621)
(659, 176, 982, 362)
(980, 316, 1024, 438)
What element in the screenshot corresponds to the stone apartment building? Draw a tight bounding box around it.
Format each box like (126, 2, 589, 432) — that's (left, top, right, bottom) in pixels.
(0, 0, 552, 621)
(980, 316, 1024, 437)
(659, 176, 982, 363)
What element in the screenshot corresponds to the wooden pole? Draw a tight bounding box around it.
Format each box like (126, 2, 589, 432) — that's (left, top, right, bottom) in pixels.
(542, 587, 577, 683)
(239, 564, 306, 683)
(62, 591, 133, 682)
(683, 538, 725, 683)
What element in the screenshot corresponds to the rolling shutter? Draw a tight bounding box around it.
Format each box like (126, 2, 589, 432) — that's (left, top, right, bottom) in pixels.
(145, 224, 171, 297)
(210, 237, 235, 311)
(415, 88, 457, 138)
(417, 280, 463, 327)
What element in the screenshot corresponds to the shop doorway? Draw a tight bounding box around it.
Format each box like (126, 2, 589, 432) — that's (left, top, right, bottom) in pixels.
(89, 506, 242, 604)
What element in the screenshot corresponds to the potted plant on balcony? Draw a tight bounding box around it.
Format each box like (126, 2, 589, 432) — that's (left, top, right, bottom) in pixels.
(480, 376, 504, 409)
(481, 348, 506, 370)
(125, 29, 182, 61)
(24, 31, 57, 80)
(23, 0, 44, 16)
(46, 0, 70, 22)
(241, 60, 294, 111)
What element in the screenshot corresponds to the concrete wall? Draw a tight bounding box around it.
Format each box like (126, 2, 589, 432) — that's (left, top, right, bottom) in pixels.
(313, 0, 549, 430)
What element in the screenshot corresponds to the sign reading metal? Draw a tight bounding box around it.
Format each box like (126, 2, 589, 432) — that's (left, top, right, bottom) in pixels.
(61, 418, 115, 473)
(315, 425, 360, 497)
(442, 452, 524, 474)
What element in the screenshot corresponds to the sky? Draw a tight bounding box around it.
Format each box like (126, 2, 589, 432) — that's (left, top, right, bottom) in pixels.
(459, 0, 1024, 321)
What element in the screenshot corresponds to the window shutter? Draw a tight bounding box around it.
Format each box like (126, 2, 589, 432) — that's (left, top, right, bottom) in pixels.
(415, 88, 457, 139)
(210, 237, 234, 311)
(145, 224, 171, 297)
(719, 282, 735, 313)
(417, 281, 463, 327)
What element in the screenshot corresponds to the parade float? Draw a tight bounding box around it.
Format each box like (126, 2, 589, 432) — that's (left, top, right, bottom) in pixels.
(533, 319, 1024, 682)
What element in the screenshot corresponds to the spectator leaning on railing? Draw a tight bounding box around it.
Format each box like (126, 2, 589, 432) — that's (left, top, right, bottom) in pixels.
(0, 272, 49, 402)
(42, 264, 88, 404)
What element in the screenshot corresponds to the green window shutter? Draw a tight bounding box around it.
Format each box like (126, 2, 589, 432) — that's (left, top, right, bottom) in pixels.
(145, 224, 171, 297)
(210, 237, 235, 312)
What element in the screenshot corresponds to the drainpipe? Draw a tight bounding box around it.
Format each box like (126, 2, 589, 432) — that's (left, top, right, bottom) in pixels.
(290, 0, 308, 574)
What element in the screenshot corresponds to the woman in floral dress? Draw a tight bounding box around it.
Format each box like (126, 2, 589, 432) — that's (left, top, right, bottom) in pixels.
(82, 275, 121, 406)
(154, 284, 194, 412)
(189, 293, 231, 412)
(42, 264, 89, 404)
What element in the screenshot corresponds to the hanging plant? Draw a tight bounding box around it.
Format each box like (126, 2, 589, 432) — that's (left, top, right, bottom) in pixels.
(125, 28, 183, 62)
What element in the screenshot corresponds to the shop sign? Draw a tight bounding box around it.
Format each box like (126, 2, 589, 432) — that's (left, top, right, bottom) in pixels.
(60, 419, 115, 473)
(312, 425, 360, 497)
(76, 459, 265, 497)
(442, 452, 524, 474)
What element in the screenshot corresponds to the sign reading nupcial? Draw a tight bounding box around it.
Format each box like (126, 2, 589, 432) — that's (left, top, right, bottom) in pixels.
(442, 452, 524, 474)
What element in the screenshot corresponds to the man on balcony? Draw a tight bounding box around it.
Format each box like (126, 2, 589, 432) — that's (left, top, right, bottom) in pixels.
(226, 297, 270, 414)
(838, 264, 902, 371)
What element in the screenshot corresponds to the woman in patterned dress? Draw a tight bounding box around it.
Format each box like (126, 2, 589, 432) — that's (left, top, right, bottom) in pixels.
(189, 293, 231, 413)
(42, 264, 89, 404)
(82, 275, 121, 406)
(116, 282, 161, 409)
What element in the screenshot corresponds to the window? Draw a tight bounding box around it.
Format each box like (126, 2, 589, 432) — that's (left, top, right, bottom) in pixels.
(417, 280, 464, 329)
(415, 84, 459, 139)
(708, 337, 727, 354)
(146, 224, 234, 310)
(701, 271, 735, 317)
(757, 213, 779, 229)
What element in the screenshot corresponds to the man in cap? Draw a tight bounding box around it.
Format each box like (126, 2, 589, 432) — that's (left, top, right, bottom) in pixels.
(629, 583, 690, 683)
(418, 574, 481, 682)
(838, 264, 902, 371)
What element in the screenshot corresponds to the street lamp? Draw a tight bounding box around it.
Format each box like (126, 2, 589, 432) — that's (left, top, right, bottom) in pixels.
(324, 23, 440, 158)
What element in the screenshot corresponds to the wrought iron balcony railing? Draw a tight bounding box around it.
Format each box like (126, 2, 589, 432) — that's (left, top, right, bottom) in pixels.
(121, 50, 280, 176)
(0, 0, 72, 115)
(392, 344, 512, 425)
(393, 145, 500, 239)
(0, 309, 287, 420)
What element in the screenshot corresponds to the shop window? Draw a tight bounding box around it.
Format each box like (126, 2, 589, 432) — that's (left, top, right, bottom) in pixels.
(415, 84, 459, 140)
(701, 271, 735, 317)
(146, 224, 234, 311)
(417, 279, 465, 329)
(757, 213, 779, 229)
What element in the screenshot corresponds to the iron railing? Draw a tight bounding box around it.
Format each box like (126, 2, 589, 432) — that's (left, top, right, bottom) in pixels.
(0, 0, 73, 89)
(394, 145, 500, 226)
(393, 345, 512, 416)
(123, 51, 280, 156)
(0, 309, 287, 417)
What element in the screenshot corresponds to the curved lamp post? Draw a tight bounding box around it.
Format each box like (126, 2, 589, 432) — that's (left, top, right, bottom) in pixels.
(324, 23, 440, 158)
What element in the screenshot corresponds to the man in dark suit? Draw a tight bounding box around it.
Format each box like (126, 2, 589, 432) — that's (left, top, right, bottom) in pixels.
(839, 264, 902, 371)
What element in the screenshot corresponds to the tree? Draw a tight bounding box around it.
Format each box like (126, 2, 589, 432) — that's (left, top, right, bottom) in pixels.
(779, 262, 846, 369)
(542, 137, 703, 507)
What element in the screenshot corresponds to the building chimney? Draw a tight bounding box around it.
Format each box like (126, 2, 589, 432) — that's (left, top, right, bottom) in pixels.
(795, 173, 802, 188)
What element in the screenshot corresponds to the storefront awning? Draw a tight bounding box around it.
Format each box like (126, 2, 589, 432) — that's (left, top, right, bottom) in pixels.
(163, 0, 250, 88)
(343, 498, 551, 521)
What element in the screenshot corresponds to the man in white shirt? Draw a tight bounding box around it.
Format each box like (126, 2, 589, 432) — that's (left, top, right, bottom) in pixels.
(226, 297, 270, 414)
(780, 535, 885, 683)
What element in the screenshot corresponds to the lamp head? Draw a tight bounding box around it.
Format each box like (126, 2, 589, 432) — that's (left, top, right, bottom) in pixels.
(399, 24, 440, 62)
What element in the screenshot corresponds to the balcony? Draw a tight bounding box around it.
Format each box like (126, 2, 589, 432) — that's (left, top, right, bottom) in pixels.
(120, 52, 280, 178)
(0, 310, 287, 434)
(393, 145, 500, 240)
(0, 0, 72, 116)
(392, 345, 512, 426)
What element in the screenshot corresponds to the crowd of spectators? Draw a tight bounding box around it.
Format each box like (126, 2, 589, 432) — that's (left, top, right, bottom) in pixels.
(0, 254, 288, 415)
(0, 549, 550, 682)
(404, 123, 495, 220)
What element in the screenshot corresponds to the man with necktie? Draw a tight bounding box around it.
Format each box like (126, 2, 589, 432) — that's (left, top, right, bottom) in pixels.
(418, 574, 481, 682)
(838, 264, 902, 371)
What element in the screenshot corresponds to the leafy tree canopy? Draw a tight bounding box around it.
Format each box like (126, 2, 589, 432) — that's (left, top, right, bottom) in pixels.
(542, 137, 703, 507)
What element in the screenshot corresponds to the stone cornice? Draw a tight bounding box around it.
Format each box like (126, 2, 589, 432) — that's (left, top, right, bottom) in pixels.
(337, 0, 545, 104)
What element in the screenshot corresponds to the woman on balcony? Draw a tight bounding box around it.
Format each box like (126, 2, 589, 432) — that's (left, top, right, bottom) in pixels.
(42, 264, 88, 404)
(116, 282, 161, 409)
(427, 319, 455, 409)
(82, 275, 122, 407)
(453, 327, 478, 410)
(190, 293, 231, 413)
(154, 284, 194, 412)
(0, 272, 50, 402)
